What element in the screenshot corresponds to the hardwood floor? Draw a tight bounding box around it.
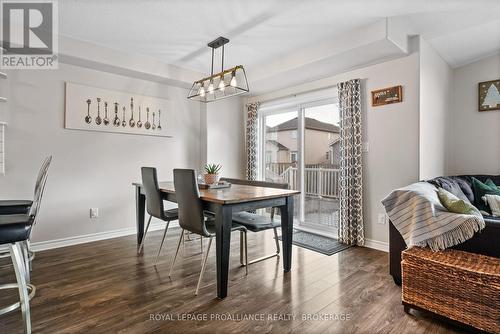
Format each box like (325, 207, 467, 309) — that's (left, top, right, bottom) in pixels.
(0, 228, 465, 334)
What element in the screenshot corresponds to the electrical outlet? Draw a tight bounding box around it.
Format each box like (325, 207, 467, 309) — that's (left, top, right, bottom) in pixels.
(363, 142, 369, 153)
(378, 213, 386, 225)
(90, 208, 99, 219)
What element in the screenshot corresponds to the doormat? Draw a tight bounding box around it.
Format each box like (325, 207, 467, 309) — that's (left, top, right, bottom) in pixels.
(278, 230, 350, 256)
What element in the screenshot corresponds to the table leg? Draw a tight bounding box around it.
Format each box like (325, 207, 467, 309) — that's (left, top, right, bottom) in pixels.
(215, 204, 232, 299)
(280, 196, 294, 272)
(135, 186, 146, 245)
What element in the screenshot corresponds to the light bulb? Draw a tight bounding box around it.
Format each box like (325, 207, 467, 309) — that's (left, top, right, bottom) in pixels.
(218, 76, 225, 91)
(208, 80, 214, 94)
(230, 72, 237, 87)
(199, 84, 205, 97)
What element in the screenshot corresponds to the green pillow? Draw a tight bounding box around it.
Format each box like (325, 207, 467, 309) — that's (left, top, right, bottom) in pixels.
(471, 177, 500, 213)
(485, 179, 497, 187)
(437, 188, 481, 216)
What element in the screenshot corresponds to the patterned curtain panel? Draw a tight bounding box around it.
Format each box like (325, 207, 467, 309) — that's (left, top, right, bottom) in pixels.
(246, 102, 260, 181)
(337, 79, 364, 246)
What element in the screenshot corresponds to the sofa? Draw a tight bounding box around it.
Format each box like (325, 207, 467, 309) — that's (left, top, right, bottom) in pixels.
(389, 174, 500, 285)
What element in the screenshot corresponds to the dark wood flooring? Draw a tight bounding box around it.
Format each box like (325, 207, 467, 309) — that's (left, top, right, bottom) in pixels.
(0, 228, 465, 334)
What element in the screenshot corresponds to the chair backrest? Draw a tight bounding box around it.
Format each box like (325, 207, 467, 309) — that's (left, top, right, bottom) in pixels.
(141, 167, 166, 220)
(220, 178, 289, 220)
(29, 156, 52, 224)
(173, 169, 210, 237)
(220, 178, 289, 190)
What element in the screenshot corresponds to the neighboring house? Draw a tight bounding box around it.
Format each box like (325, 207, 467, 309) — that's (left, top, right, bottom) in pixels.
(266, 117, 339, 165)
(265, 139, 289, 164)
(328, 138, 341, 168)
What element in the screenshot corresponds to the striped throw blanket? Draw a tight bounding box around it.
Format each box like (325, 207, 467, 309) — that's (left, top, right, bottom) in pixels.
(382, 182, 485, 251)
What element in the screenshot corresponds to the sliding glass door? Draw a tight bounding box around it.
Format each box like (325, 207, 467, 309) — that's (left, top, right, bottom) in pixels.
(262, 110, 301, 222)
(258, 96, 340, 236)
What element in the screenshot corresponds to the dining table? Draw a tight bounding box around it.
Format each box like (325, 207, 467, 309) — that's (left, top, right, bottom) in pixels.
(132, 181, 300, 299)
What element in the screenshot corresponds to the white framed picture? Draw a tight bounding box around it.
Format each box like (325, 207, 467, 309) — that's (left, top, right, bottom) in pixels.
(64, 82, 174, 137)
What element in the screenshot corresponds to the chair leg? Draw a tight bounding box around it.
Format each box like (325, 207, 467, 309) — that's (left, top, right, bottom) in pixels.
(138, 215, 153, 254)
(10, 242, 31, 334)
(239, 230, 245, 266)
(195, 237, 213, 296)
(169, 230, 184, 278)
(273, 227, 281, 254)
(22, 241, 30, 284)
(154, 221, 170, 266)
(244, 231, 248, 276)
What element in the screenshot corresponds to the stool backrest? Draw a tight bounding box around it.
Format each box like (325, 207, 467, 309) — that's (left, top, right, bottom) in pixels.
(34, 156, 52, 198)
(141, 167, 166, 220)
(30, 156, 52, 224)
(173, 169, 210, 237)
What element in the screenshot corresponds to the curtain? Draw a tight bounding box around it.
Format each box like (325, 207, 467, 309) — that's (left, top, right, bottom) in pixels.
(245, 102, 260, 181)
(337, 79, 364, 246)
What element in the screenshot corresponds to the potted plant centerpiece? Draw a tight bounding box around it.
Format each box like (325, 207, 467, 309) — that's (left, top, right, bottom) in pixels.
(204, 163, 221, 184)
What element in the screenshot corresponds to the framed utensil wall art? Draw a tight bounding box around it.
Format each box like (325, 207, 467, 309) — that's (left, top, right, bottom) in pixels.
(64, 82, 174, 137)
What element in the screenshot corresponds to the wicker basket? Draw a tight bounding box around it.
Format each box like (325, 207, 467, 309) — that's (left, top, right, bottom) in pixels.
(402, 247, 500, 333)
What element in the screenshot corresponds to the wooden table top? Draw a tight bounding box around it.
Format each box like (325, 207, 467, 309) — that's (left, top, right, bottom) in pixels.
(134, 181, 300, 204)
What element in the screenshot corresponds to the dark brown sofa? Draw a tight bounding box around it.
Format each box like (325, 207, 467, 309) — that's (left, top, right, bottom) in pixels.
(389, 174, 500, 285)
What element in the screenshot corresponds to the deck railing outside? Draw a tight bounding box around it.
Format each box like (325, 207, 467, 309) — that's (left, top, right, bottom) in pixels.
(279, 166, 340, 199)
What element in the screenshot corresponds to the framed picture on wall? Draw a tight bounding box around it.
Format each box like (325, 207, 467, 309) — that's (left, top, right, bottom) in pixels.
(478, 79, 500, 112)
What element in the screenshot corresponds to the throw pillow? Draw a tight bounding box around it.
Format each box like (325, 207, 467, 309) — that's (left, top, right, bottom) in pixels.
(482, 194, 500, 217)
(427, 177, 471, 203)
(486, 179, 497, 187)
(471, 177, 500, 213)
(437, 188, 481, 216)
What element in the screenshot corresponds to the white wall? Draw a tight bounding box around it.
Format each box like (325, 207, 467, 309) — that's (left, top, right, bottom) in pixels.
(0, 63, 203, 243)
(205, 98, 245, 178)
(419, 37, 453, 179)
(248, 51, 421, 245)
(448, 54, 500, 175)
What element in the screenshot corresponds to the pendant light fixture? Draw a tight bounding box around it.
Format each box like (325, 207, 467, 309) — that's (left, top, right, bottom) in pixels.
(187, 37, 249, 103)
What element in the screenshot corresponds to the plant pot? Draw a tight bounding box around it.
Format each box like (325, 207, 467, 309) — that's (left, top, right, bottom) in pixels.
(204, 173, 219, 184)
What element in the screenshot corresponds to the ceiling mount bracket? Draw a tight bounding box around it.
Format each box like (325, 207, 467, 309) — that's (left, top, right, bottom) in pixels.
(207, 37, 229, 49)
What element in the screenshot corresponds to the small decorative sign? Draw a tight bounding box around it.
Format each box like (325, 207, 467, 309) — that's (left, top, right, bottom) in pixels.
(478, 79, 500, 112)
(371, 85, 403, 107)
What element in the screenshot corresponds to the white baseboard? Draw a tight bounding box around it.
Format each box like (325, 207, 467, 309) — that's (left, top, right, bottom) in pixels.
(19, 223, 388, 254)
(30, 221, 179, 252)
(363, 238, 389, 252)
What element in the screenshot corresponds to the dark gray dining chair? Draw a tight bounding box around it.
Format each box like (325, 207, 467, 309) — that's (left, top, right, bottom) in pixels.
(170, 169, 248, 295)
(220, 178, 288, 266)
(139, 167, 179, 265)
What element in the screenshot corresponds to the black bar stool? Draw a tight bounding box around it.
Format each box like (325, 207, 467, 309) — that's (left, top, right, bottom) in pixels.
(0, 156, 52, 274)
(0, 213, 36, 333)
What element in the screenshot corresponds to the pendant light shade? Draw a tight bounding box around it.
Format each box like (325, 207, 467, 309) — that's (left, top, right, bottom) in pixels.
(188, 37, 249, 103)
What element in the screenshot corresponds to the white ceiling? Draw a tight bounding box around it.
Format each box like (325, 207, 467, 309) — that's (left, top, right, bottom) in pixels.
(58, 0, 500, 90)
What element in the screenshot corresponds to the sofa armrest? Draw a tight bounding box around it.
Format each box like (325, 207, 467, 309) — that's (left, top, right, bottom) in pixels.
(389, 219, 406, 285)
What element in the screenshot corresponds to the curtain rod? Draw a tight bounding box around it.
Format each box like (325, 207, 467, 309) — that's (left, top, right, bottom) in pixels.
(247, 84, 337, 104)
(247, 77, 364, 106)
(247, 84, 339, 107)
